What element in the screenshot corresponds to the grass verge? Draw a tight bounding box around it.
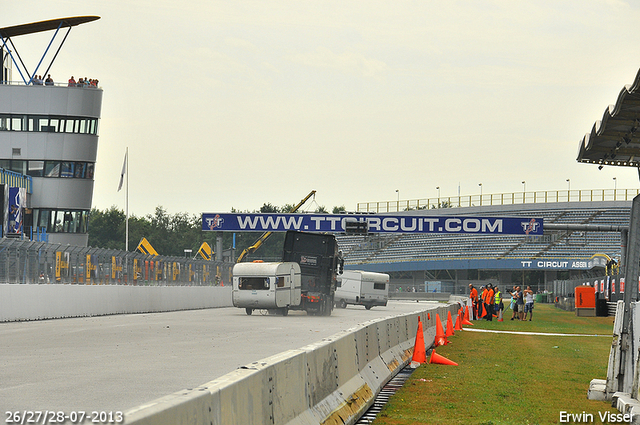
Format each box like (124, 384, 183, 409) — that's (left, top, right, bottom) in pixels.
(373, 304, 617, 425)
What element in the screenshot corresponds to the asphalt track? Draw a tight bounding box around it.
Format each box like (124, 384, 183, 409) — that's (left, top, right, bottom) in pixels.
(0, 301, 432, 414)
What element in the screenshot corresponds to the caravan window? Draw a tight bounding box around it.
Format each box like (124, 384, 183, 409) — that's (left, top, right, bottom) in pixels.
(276, 277, 285, 288)
(374, 282, 386, 290)
(239, 277, 270, 290)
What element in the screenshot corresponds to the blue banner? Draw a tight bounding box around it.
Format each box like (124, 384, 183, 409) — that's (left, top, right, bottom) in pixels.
(350, 257, 593, 273)
(201, 213, 543, 235)
(8, 187, 25, 235)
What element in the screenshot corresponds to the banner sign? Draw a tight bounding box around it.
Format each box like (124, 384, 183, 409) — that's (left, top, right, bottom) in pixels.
(201, 213, 544, 235)
(8, 187, 26, 235)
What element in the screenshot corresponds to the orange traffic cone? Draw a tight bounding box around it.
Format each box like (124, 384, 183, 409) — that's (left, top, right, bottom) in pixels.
(479, 302, 486, 318)
(446, 311, 454, 337)
(428, 313, 431, 320)
(430, 349, 458, 366)
(454, 310, 463, 331)
(410, 317, 427, 368)
(434, 313, 447, 346)
(463, 306, 474, 326)
(497, 308, 504, 322)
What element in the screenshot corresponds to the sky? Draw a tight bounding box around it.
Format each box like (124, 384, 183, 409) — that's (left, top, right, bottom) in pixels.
(5, 1, 640, 216)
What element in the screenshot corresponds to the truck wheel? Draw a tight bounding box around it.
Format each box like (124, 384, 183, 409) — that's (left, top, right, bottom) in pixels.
(339, 299, 347, 309)
(365, 305, 372, 310)
(281, 307, 289, 316)
(245, 308, 253, 315)
(321, 299, 332, 316)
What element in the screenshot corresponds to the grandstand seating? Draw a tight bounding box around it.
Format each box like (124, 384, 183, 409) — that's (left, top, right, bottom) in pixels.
(337, 204, 630, 266)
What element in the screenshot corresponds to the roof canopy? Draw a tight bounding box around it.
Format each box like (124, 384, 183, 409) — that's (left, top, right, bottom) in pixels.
(577, 68, 640, 168)
(0, 16, 99, 38)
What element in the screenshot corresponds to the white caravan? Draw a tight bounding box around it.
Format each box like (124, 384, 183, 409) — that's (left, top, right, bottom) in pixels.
(335, 270, 389, 310)
(232, 262, 301, 316)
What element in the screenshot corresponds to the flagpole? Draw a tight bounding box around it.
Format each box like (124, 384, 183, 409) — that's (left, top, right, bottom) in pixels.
(125, 146, 129, 252)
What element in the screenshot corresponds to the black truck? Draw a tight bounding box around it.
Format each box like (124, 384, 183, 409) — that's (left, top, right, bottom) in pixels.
(282, 230, 343, 316)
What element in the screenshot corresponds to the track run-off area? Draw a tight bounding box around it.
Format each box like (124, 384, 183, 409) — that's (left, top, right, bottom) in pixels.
(1, 301, 433, 413)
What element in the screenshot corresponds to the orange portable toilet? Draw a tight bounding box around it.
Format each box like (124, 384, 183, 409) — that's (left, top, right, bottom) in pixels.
(575, 286, 596, 317)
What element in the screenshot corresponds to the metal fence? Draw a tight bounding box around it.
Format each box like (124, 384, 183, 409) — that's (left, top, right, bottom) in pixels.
(0, 238, 233, 285)
(357, 188, 639, 213)
(553, 274, 627, 301)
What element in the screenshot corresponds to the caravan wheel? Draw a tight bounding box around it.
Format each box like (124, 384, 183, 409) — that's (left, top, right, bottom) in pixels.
(339, 299, 347, 309)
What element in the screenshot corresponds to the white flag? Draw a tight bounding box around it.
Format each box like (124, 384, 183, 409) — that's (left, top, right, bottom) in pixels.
(117, 150, 127, 192)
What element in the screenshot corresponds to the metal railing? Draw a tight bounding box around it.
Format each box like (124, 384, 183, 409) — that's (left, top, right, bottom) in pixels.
(357, 189, 640, 213)
(0, 168, 32, 193)
(0, 80, 101, 89)
(0, 238, 232, 286)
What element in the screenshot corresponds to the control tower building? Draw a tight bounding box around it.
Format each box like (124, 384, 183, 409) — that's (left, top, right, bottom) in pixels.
(0, 16, 102, 246)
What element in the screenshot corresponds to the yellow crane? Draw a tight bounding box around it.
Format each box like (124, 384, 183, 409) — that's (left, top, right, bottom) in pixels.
(236, 190, 316, 263)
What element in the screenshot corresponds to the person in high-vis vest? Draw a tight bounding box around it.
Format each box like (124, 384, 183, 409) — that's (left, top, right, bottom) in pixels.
(494, 286, 503, 321)
(469, 284, 479, 320)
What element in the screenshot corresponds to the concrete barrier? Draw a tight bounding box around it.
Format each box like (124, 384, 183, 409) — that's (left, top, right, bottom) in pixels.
(0, 284, 233, 322)
(389, 292, 450, 301)
(124, 300, 468, 425)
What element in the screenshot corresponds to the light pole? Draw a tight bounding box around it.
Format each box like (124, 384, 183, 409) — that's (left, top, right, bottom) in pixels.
(522, 181, 526, 192)
(478, 183, 483, 205)
(613, 177, 617, 200)
(395, 189, 399, 211)
(566, 179, 571, 201)
(436, 186, 440, 199)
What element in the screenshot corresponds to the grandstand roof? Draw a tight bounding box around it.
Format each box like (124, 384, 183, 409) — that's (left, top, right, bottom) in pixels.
(0, 16, 99, 38)
(577, 67, 640, 168)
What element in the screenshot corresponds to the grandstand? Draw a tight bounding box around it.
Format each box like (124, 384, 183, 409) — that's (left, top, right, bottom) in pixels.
(336, 196, 632, 293)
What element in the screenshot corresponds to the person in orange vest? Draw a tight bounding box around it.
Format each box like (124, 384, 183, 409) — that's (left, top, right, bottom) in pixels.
(483, 284, 495, 321)
(469, 284, 479, 320)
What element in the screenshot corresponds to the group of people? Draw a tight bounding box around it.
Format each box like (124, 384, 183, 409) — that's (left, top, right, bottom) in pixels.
(469, 283, 535, 321)
(31, 74, 55, 85)
(509, 285, 535, 321)
(31, 75, 99, 88)
(68, 76, 99, 88)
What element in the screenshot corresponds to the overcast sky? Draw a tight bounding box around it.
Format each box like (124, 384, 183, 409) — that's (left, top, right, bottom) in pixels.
(5, 1, 640, 216)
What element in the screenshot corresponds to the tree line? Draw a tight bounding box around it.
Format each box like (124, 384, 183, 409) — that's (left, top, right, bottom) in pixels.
(88, 204, 346, 259)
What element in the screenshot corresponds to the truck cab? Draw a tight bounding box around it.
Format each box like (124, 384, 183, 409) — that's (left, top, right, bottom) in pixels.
(282, 231, 343, 316)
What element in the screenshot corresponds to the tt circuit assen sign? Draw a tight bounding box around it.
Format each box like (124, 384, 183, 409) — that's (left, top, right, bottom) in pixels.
(201, 213, 543, 236)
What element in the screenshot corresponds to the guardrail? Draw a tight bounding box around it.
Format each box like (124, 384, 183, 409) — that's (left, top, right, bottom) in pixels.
(357, 189, 639, 213)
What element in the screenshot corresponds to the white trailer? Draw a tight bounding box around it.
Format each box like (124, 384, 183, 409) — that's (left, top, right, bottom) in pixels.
(334, 270, 389, 310)
(232, 262, 301, 316)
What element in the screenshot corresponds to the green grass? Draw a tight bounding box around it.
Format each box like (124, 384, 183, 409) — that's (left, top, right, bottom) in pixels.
(373, 304, 617, 425)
